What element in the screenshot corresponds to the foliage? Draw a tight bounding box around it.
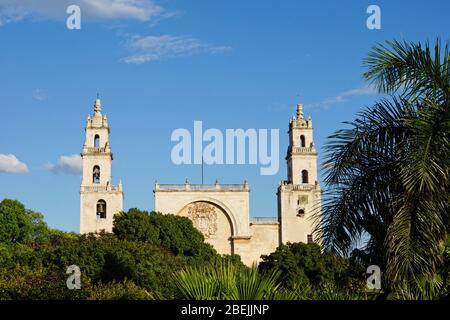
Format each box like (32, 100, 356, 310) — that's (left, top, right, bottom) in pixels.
(38, 232, 187, 299)
(175, 260, 303, 300)
(313, 282, 370, 300)
(113, 209, 217, 261)
(0, 199, 49, 244)
(259, 242, 365, 292)
(315, 39, 450, 294)
(0, 266, 91, 300)
(0, 242, 39, 269)
(88, 280, 154, 300)
(388, 275, 445, 300)
(0, 202, 237, 299)
(113, 208, 160, 243)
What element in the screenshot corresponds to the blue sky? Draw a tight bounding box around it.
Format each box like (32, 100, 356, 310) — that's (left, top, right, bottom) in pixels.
(0, 0, 448, 232)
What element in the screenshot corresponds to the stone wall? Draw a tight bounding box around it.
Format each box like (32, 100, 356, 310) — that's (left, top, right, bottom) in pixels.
(154, 182, 282, 266)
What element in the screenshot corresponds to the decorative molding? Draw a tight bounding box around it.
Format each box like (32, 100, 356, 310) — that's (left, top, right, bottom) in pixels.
(186, 202, 218, 238)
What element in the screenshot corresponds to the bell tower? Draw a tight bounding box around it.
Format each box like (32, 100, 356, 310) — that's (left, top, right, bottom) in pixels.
(80, 96, 123, 234)
(277, 103, 321, 244)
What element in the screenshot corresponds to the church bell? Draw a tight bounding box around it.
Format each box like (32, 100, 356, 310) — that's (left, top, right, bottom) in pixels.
(97, 202, 105, 214)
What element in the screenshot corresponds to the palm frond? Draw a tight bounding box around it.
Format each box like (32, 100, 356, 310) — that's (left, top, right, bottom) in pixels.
(363, 39, 450, 102)
(319, 38, 450, 294)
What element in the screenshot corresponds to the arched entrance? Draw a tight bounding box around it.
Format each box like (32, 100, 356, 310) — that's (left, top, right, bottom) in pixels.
(178, 201, 234, 255)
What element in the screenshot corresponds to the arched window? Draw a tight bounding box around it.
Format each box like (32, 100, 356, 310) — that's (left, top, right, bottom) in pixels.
(297, 209, 305, 217)
(94, 134, 100, 148)
(93, 165, 100, 184)
(96, 200, 106, 219)
(300, 135, 306, 147)
(301, 170, 309, 184)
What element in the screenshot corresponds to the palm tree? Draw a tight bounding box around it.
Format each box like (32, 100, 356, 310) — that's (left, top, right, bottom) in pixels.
(315, 39, 450, 295)
(174, 260, 306, 300)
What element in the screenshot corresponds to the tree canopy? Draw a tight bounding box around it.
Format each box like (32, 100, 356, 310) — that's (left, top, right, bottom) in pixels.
(316, 39, 450, 295)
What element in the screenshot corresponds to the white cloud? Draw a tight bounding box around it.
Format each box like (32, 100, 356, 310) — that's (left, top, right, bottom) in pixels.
(340, 86, 378, 97)
(208, 46, 233, 54)
(0, 0, 164, 26)
(44, 154, 82, 175)
(0, 154, 28, 173)
(32, 89, 47, 101)
(0, 5, 28, 26)
(81, 0, 163, 21)
(311, 85, 377, 109)
(0, 1, 229, 64)
(121, 34, 232, 64)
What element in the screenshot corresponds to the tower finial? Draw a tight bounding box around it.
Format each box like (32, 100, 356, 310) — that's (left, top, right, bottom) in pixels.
(296, 103, 304, 119)
(94, 94, 101, 114)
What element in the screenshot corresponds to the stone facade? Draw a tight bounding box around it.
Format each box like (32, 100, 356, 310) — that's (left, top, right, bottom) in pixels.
(80, 98, 123, 234)
(278, 103, 321, 245)
(154, 182, 254, 260)
(79, 99, 321, 266)
(154, 103, 321, 265)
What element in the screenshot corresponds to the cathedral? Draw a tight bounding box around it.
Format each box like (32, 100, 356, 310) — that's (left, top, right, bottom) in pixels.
(79, 97, 123, 234)
(80, 97, 321, 265)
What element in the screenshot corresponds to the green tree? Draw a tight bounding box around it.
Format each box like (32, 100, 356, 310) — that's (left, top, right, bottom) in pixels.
(259, 242, 362, 291)
(88, 280, 154, 300)
(0, 200, 230, 299)
(0, 199, 49, 244)
(316, 39, 450, 294)
(113, 209, 217, 260)
(39, 232, 186, 298)
(0, 266, 91, 300)
(113, 209, 160, 243)
(0, 242, 38, 269)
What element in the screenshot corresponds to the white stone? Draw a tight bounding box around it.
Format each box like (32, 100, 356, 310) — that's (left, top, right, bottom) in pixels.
(154, 103, 321, 265)
(79, 99, 321, 265)
(80, 98, 123, 234)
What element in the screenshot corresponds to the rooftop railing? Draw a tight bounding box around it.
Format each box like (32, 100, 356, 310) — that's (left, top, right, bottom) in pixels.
(80, 185, 121, 192)
(155, 181, 249, 191)
(250, 217, 279, 224)
(279, 181, 318, 191)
